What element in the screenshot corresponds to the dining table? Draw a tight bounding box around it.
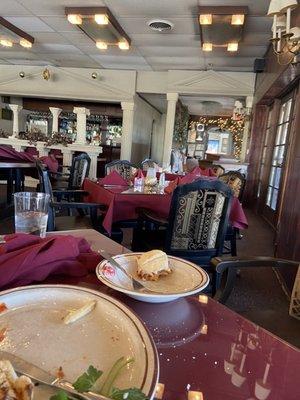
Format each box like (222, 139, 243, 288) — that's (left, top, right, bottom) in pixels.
(0, 161, 36, 204)
(83, 179, 248, 235)
(21, 229, 300, 400)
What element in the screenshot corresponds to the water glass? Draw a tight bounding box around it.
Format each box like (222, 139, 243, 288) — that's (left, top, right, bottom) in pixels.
(14, 192, 50, 238)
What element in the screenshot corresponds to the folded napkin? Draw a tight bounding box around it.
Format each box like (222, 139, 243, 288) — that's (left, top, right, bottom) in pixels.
(99, 170, 128, 186)
(164, 177, 181, 194)
(132, 169, 144, 181)
(0, 233, 102, 289)
(40, 154, 59, 173)
(0, 145, 35, 163)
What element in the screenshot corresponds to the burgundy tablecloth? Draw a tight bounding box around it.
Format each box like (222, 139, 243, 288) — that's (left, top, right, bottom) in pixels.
(0, 146, 58, 172)
(0, 233, 101, 289)
(83, 179, 248, 234)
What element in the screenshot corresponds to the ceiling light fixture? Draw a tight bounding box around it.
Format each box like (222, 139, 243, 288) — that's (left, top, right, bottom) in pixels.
(202, 43, 213, 51)
(0, 39, 13, 47)
(199, 14, 212, 25)
(231, 14, 245, 25)
(118, 40, 129, 50)
(19, 38, 32, 48)
(94, 14, 109, 25)
(96, 41, 108, 50)
(67, 14, 82, 25)
(227, 42, 238, 51)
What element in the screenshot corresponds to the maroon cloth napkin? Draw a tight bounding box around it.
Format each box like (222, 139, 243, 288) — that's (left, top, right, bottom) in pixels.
(40, 154, 59, 173)
(98, 170, 128, 186)
(180, 173, 198, 185)
(0, 233, 102, 289)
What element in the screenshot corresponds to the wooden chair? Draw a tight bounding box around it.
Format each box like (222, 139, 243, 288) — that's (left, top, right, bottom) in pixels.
(212, 257, 299, 304)
(132, 180, 233, 293)
(105, 160, 138, 181)
(141, 159, 157, 171)
(50, 153, 91, 191)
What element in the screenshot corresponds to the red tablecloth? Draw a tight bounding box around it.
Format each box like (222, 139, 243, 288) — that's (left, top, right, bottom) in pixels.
(84, 179, 248, 234)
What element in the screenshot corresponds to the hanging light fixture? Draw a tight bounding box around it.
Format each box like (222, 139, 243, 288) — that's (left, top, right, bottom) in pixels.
(67, 14, 82, 24)
(20, 38, 32, 48)
(0, 39, 13, 47)
(94, 14, 109, 25)
(231, 14, 245, 25)
(96, 41, 108, 50)
(227, 42, 238, 52)
(118, 40, 129, 50)
(202, 43, 213, 51)
(267, 0, 299, 65)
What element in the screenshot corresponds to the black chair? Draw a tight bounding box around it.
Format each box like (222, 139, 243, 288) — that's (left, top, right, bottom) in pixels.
(132, 180, 233, 293)
(220, 171, 246, 256)
(212, 257, 299, 304)
(105, 160, 137, 181)
(36, 160, 105, 232)
(141, 159, 157, 171)
(50, 153, 91, 191)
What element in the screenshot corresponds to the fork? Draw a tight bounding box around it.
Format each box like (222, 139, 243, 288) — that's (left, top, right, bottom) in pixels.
(99, 250, 162, 293)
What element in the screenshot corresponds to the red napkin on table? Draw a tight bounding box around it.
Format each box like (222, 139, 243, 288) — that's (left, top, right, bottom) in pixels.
(164, 177, 181, 194)
(40, 154, 59, 173)
(132, 169, 144, 180)
(98, 170, 128, 186)
(180, 173, 198, 185)
(0, 233, 102, 289)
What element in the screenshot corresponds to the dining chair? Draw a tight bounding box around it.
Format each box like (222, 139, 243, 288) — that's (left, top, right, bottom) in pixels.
(141, 159, 157, 171)
(211, 257, 299, 305)
(105, 160, 138, 181)
(36, 161, 123, 242)
(219, 170, 246, 256)
(50, 152, 91, 191)
(132, 179, 233, 293)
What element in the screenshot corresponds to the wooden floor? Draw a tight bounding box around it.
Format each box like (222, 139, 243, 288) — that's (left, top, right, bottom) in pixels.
(1, 184, 299, 348)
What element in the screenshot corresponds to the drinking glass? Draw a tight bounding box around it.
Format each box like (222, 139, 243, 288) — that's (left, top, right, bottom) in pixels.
(14, 192, 50, 238)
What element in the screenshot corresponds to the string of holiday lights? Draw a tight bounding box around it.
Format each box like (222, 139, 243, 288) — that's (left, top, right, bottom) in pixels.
(189, 116, 245, 159)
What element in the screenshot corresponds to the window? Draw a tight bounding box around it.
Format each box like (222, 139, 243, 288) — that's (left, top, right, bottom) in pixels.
(257, 108, 273, 197)
(265, 98, 293, 210)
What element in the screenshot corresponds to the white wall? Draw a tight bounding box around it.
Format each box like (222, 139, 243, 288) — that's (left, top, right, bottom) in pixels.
(131, 96, 163, 164)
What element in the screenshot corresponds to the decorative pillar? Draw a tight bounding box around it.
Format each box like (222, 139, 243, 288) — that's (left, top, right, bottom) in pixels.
(162, 93, 179, 165)
(49, 107, 62, 133)
(89, 153, 98, 179)
(121, 101, 135, 160)
(240, 96, 254, 162)
(73, 107, 90, 144)
(8, 104, 23, 137)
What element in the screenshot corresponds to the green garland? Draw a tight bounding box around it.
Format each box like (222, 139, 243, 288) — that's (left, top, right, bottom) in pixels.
(189, 116, 245, 159)
(173, 101, 189, 146)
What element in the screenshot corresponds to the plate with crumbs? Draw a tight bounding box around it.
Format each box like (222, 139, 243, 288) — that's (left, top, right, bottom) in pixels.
(96, 253, 209, 303)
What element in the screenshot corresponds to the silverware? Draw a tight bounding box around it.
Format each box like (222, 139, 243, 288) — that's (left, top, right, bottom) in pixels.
(0, 350, 110, 400)
(100, 250, 164, 294)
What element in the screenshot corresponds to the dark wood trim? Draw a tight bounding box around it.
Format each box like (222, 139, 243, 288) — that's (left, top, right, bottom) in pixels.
(65, 6, 131, 45)
(0, 17, 34, 44)
(198, 6, 249, 15)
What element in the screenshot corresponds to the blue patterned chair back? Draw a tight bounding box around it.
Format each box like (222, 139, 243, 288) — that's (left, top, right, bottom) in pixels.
(165, 179, 233, 263)
(69, 153, 91, 189)
(105, 160, 137, 181)
(141, 159, 156, 171)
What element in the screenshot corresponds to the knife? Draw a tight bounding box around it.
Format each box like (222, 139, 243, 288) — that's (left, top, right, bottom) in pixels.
(0, 350, 110, 400)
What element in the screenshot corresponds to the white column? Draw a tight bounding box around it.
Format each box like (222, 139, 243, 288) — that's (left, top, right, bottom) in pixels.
(73, 107, 90, 145)
(162, 93, 179, 165)
(89, 153, 98, 179)
(49, 107, 62, 133)
(240, 96, 254, 162)
(121, 101, 135, 160)
(8, 104, 23, 138)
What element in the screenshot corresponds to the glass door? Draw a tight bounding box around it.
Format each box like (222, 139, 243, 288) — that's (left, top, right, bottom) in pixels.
(262, 95, 294, 225)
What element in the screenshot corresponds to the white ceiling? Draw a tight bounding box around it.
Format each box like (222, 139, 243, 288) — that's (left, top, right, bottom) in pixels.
(0, 0, 272, 71)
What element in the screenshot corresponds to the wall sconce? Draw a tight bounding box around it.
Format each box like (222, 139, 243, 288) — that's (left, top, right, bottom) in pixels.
(267, 0, 299, 65)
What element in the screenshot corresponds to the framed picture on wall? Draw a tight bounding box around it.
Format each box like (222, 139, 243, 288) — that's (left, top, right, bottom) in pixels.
(221, 137, 229, 153)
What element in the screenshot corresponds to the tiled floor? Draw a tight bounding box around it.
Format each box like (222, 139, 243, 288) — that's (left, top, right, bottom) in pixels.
(1, 184, 299, 348)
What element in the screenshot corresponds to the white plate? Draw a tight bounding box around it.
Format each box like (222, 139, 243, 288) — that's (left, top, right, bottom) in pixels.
(96, 253, 209, 303)
(0, 285, 159, 399)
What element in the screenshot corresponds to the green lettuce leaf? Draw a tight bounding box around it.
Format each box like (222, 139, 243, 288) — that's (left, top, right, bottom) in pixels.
(72, 365, 103, 393)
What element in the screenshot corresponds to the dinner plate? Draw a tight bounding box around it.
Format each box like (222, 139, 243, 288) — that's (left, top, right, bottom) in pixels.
(0, 285, 159, 399)
(96, 253, 210, 303)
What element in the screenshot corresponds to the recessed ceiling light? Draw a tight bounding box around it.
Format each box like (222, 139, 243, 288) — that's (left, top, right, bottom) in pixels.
(94, 14, 109, 25)
(147, 19, 174, 32)
(199, 14, 212, 25)
(20, 38, 32, 48)
(231, 14, 245, 25)
(202, 43, 213, 51)
(96, 41, 107, 50)
(0, 39, 13, 47)
(67, 14, 82, 25)
(118, 40, 129, 50)
(227, 42, 238, 51)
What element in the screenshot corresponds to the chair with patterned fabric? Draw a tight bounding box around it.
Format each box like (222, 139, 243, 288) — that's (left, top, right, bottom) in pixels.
(132, 180, 233, 292)
(141, 159, 157, 171)
(105, 160, 137, 181)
